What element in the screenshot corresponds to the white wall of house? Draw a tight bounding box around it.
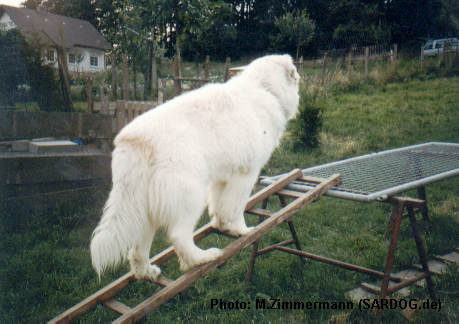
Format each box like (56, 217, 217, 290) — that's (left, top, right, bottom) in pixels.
(0, 13, 16, 29)
(68, 48, 106, 73)
(43, 47, 106, 73)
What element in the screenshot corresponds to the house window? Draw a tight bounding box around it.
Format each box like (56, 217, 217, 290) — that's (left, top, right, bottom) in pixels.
(46, 49, 55, 62)
(90, 56, 99, 67)
(68, 53, 76, 64)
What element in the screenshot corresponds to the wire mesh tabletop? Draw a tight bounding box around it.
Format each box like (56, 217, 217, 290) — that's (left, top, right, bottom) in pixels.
(261, 142, 459, 202)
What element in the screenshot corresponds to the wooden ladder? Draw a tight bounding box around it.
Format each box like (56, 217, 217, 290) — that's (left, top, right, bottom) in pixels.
(49, 169, 341, 323)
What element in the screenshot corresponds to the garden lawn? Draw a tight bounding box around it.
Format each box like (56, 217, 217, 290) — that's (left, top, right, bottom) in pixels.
(1, 76, 459, 322)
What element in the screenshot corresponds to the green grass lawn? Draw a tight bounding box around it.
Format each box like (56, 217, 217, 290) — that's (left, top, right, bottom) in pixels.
(1, 72, 459, 322)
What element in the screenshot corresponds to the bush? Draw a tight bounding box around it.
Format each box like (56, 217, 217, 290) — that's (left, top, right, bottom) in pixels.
(289, 96, 323, 151)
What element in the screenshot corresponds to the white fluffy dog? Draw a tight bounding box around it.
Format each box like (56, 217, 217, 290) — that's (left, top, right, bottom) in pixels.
(90, 54, 300, 281)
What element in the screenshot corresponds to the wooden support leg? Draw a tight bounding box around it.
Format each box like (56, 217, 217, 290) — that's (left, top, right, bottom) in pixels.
(407, 206, 436, 300)
(287, 220, 305, 264)
(278, 195, 305, 263)
(378, 199, 404, 317)
(246, 239, 259, 284)
(417, 186, 429, 220)
(246, 199, 269, 284)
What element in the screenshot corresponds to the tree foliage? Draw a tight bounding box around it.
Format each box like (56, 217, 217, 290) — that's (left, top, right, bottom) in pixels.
(0, 29, 61, 110)
(273, 9, 315, 60)
(20, 0, 459, 59)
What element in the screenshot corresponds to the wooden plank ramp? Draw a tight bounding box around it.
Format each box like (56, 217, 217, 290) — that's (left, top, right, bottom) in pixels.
(49, 170, 342, 323)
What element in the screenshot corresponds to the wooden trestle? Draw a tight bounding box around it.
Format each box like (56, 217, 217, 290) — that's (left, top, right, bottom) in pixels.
(49, 169, 342, 323)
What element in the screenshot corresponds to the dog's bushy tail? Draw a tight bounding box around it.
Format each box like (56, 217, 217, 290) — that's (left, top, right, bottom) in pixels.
(90, 185, 145, 279)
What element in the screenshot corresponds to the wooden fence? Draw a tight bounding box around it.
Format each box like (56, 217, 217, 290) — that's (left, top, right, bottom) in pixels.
(318, 43, 396, 61)
(113, 100, 158, 133)
(0, 110, 112, 143)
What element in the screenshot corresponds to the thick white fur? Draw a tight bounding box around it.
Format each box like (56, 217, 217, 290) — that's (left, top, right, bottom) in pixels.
(90, 54, 300, 280)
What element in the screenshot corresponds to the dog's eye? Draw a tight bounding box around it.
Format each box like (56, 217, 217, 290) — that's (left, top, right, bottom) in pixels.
(289, 69, 299, 82)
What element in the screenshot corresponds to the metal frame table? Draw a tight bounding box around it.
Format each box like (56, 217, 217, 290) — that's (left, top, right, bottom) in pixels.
(256, 142, 459, 304)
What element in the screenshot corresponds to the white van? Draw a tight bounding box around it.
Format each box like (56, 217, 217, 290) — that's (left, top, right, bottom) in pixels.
(423, 38, 458, 56)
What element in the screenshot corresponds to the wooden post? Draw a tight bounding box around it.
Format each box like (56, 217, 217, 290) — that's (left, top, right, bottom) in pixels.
(204, 55, 210, 79)
(174, 54, 182, 97)
(299, 56, 304, 77)
(158, 79, 164, 104)
(127, 101, 133, 123)
(86, 77, 93, 113)
(56, 46, 73, 112)
(111, 54, 117, 100)
(151, 58, 158, 98)
(123, 54, 129, 101)
(393, 44, 398, 62)
(223, 57, 231, 82)
(365, 47, 369, 76)
(100, 86, 109, 115)
(321, 51, 328, 85)
(420, 45, 425, 72)
(347, 50, 352, 77)
(116, 100, 125, 133)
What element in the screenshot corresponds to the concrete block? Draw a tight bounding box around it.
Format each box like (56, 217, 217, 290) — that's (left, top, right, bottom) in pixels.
(29, 140, 79, 154)
(0, 141, 12, 152)
(12, 140, 30, 151)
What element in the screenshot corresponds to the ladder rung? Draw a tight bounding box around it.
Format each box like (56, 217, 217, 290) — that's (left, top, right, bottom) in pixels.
(102, 299, 132, 315)
(154, 275, 175, 287)
(48, 170, 340, 323)
(246, 207, 274, 218)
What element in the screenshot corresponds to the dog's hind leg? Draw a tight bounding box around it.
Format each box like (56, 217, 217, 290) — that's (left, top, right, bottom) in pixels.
(208, 170, 258, 236)
(128, 228, 161, 280)
(167, 184, 222, 271)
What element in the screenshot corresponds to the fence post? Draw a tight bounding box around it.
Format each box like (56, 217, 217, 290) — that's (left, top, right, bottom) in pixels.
(151, 58, 158, 98)
(174, 54, 182, 97)
(111, 54, 117, 100)
(223, 57, 231, 82)
(158, 79, 164, 104)
(420, 45, 424, 72)
(347, 51, 352, 77)
(100, 86, 109, 115)
(141, 102, 148, 114)
(86, 77, 93, 113)
(127, 101, 133, 123)
(365, 47, 369, 76)
(123, 54, 129, 101)
(321, 51, 328, 85)
(204, 55, 210, 79)
(299, 56, 304, 77)
(116, 100, 125, 133)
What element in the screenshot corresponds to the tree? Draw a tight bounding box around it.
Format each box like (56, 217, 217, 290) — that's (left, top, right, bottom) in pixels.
(0, 29, 61, 110)
(180, 1, 237, 60)
(436, 0, 459, 37)
(273, 9, 315, 60)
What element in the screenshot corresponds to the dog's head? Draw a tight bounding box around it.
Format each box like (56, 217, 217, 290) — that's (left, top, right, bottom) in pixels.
(242, 54, 300, 120)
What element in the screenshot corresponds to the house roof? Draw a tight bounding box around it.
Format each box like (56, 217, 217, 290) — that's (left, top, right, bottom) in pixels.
(0, 5, 112, 51)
